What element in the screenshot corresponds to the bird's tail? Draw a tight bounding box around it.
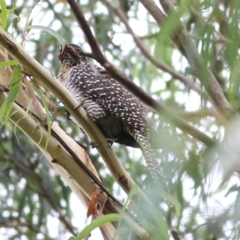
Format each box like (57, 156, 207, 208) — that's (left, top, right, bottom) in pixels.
(130, 128, 168, 191)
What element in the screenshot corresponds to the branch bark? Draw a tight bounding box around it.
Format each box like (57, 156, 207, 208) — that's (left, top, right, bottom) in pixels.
(0, 27, 155, 209)
(0, 48, 121, 238)
(0, 90, 155, 239)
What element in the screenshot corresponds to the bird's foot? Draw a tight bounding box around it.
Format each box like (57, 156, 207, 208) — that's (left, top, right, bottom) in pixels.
(107, 141, 113, 147)
(73, 100, 84, 110)
(79, 127, 87, 135)
(66, 111, 72, 120)
(90, 142, 102, 148)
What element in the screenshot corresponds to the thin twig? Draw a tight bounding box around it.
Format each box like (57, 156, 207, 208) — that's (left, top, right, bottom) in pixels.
(66, 0, 215, 147)
(139, 31, 160, 40)
(176, 108, 219, 119)
(0, 221, 53, 240)
(171, 230, 181, 240)
(21, 0, 40, 45)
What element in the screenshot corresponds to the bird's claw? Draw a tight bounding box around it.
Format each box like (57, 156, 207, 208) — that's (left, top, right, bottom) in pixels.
(66, 111, 72, 120)
(90, 142, 102, 148)
(108, 141, 113, 147)
(73, 100, 84, 110)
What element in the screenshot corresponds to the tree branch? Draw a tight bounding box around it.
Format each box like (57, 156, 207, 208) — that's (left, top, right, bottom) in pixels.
(140, 0, 233, 118)
(0, 29, 160, 239)
(176, 108, 219, 119)
(0, 27, 155, 211)
(0, 90, 154, 238)
(66, 0, 215, 147)
(102, 0, 205, 96)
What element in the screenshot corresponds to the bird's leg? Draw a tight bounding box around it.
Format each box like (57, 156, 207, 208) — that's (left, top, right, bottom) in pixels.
(90, 142, 102, 148)
(66, 111, 72, 120)
(79, 127, 87, 135)
(73, 99, 85, 110)
(91, 141, 113, 148)
(74, 100, 103, 148)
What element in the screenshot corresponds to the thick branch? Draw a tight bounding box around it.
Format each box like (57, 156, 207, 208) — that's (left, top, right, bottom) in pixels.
(0, 90, 106, 205)
(0, 89, 154, 239)
(0, 27, 153, 206)
(0, 91, 153, 239)
(66, 0, 215, 147)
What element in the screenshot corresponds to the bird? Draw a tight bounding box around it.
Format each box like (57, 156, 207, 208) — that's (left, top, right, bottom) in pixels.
(56, 43, 165, 185)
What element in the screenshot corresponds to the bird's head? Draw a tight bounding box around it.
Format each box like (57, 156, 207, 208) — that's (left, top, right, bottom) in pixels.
(57, 43, 87, 66)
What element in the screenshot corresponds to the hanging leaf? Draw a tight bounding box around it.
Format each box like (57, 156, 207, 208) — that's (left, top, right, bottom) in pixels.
(87, 188, 103, 218)
(34, 86, 51, 149)
(0, 65, 21, 123)
(70, 214, 122, 240)
(27, 25, 66, 48)
(0, 0, 7, 29)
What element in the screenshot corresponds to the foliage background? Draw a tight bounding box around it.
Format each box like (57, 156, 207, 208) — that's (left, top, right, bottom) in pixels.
(0, 0, 240, 239)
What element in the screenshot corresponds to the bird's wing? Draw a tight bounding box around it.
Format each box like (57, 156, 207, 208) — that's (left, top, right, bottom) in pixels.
(68, 64, 148, 132)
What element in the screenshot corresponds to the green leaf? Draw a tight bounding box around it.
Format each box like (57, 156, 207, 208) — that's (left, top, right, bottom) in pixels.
(0, 65, 21, 123)
(27, 25, 66, 47)
(162, 192, 181, 217)
(152, 189, 181, 217)
(34, 87, 51, 149)
(145, 205, 169, 240)
(127, 184, 139, 201)
(18, 187, 28, 216)
(26, 18, 33, 34)
(0, 60, 19, 67)
(0, 0, 7, 29)
(154, 11, 181, 66)
(6, 12, 19, 29)
(142, 221, 168, 240)
(70, 214, 122, 240)
(157, 11, 182, 43)
(6, 65, 21, 116)
(115, 226, 130, 235)
(26, 98, 33, 113)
